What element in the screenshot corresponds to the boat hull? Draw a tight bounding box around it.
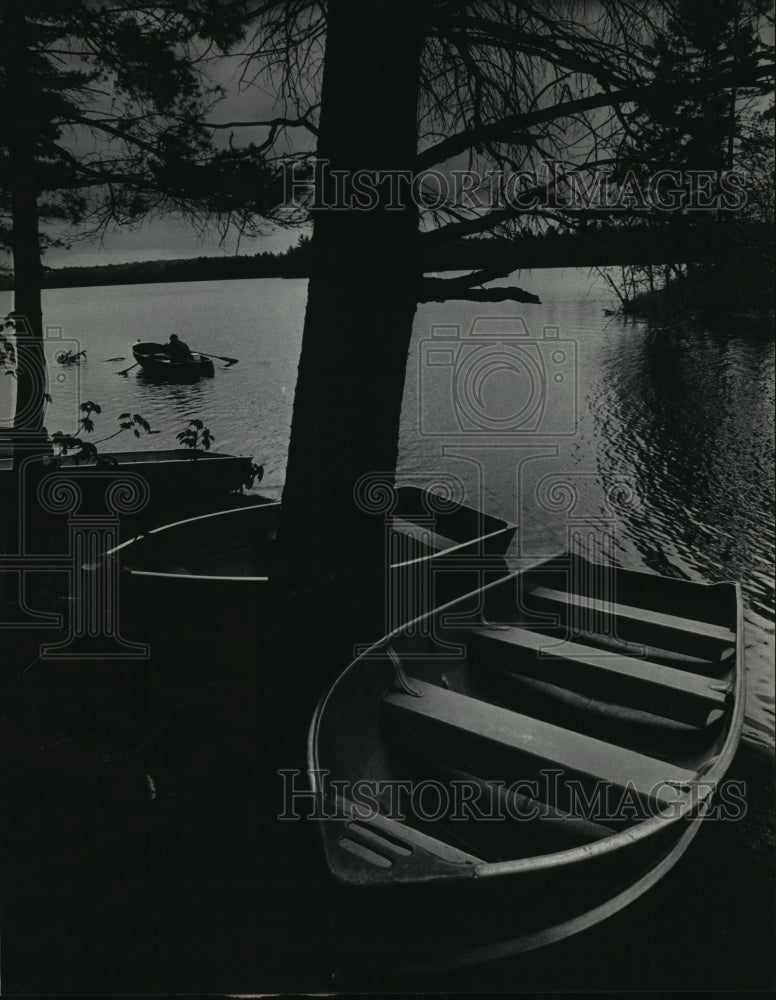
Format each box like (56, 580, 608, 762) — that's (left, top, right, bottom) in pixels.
(308, 553, 745, 969)
(107, 501, 280, 635)
(1, 448, 253, 503)
(327, 809, 704, 972)
(132, 341, 214, 380)
(100, 488, 518, 656)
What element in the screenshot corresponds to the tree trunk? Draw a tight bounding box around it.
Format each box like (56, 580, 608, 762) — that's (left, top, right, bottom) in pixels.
(1, 1, 48, 473)
(9, 182, 46, 468)
(277, 0, 424, 651)
(0, 0, 47, 713)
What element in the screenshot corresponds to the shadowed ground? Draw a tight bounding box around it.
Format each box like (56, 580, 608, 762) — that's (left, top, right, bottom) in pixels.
(1, 496, 773, 993)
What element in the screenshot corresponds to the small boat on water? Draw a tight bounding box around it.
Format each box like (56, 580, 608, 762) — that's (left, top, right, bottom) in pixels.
(309, 551, 744, 971)
(133, 341, 215, 380)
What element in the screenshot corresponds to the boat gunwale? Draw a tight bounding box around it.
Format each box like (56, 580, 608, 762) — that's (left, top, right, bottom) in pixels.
(83, 450, 249, 465)
(0, 449, 251, 474)
(307, 564, 745, 884)
(124, 569, 270, 583)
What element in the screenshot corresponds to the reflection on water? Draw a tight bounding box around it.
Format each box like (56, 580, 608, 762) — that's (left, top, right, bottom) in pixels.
(401, 271, 774, 749)
(1, 271, 773, 746)
(594, 323, 773, 608)
(590, 321, 775, 748)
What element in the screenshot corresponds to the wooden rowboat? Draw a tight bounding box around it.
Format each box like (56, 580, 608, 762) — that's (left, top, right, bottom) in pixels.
(132, 341, 215, 379)
(100, 487, 516, 646)
(107, 499, 281, 591)
(308, 551, 744, 970)
(107, 486, 516, 604)
(0, 448, 255, 497)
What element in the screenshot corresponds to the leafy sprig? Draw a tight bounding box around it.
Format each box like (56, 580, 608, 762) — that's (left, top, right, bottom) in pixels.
(49, 402, 153, 465)
(119, 412, 152, 437)
(176, 419, 213, 452)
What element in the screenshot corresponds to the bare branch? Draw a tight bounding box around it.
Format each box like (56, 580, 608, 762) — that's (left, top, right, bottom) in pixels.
(419, 277, 541, 303)
(202, 114, 319, 135)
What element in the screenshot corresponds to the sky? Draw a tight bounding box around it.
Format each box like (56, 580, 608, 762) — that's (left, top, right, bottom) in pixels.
(43, 216, 303, 269)
(44, 64, 308, 268)
(7, 29, 312, 271)
(6, 4, 774, 272)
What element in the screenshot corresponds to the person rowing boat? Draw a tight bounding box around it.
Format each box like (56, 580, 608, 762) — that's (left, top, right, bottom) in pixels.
(129, 341, 214, 379)
(166, 334, 194, 363)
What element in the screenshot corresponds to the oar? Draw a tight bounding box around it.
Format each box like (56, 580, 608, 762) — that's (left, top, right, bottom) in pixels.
(116, 361, 139, 376)
(103, 356, 126, 362)
(195, 351, 239, 367)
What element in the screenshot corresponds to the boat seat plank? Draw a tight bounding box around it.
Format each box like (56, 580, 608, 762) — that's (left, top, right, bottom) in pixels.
(391, 518, 515, 561)
(384, 680, 696, 806)
(337, 800, 482, 866)
(526, 586, 735, 661)
(468, 626, 728, 726)
(433, 762, 615, 845)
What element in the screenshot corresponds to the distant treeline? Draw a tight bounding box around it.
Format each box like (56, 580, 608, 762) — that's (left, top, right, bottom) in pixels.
(1, 222, 771, 290)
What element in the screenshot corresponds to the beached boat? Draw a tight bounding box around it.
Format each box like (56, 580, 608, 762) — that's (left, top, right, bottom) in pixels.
(0, 448, 254, 496)
(308, 552, 744, 971)
(132, 341, 215, 379)
(108, 499, 281, 598)
(108, 487, 515, 587)
(103, 487, 516, 634)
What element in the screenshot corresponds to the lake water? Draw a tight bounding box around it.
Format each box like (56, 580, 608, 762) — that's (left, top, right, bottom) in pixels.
(1, 269, 773, 748)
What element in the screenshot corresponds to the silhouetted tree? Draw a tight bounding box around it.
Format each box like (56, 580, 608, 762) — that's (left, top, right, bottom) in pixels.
(616, 0, 768, 177)
(238, 0, 773, 650)
(604, 0, 773, 302)
(0, 0, 283, 467)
